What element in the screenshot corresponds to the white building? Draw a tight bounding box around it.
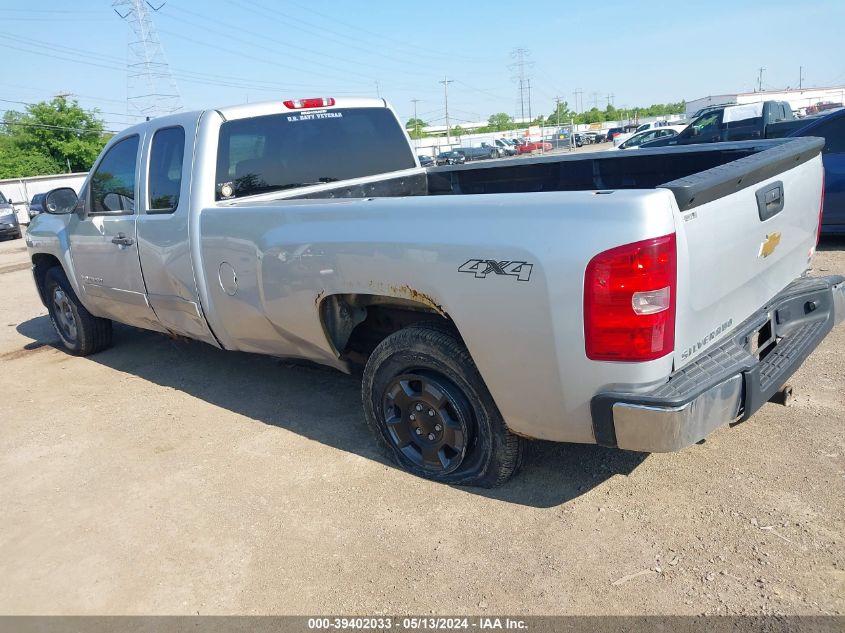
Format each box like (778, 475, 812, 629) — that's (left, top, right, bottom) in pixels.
(686, 86, 845, 116)
(0, 172, 87, 224)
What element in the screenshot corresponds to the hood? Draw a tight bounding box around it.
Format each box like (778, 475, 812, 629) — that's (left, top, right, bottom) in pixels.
(0, 206, 18, 224)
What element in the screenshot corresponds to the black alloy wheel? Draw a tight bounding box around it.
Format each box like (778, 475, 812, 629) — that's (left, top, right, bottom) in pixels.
(382, 371, 471, 474)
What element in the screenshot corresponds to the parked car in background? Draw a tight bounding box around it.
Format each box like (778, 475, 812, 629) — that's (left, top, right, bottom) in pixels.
(614, 126, 686, 149)
(479, 142, 507, 158)
(593, 131, 608, 143)
(0, 190, 22, 240)
(455, 145, 499, 161)
(28, 193, 46, 219)
(544, 136, 570, 150)
(516, 140, 553, 154)
(641, 101, 804, 148)
(789, 108, 845, 234)
(435, 150, 466, 166)
(605, 127, 624, 142)
(635, 121, 670, 133)
(494, 139, 518, 156)
(417, 155, 435, 167)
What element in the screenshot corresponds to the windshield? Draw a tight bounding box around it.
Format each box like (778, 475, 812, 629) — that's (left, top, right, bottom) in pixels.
(215, 107, 416, 200)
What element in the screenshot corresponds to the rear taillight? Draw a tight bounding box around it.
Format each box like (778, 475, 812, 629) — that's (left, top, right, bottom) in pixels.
(283, 97, 336, 109)
(816, 171, 825, 246)
(584, 234, 677, 362)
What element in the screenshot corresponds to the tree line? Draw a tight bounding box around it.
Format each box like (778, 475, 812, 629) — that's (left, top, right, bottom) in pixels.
(0, 97, 111, 179)
(407, 100, 686, 138)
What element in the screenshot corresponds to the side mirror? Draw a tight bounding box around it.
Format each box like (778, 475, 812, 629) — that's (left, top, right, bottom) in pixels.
(44, 187, 78, 215)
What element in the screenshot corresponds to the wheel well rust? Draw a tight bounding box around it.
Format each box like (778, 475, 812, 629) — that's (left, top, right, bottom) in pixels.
(319, 290, 456, 364)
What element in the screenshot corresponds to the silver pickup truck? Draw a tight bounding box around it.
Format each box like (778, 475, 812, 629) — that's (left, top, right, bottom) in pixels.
(27, 97, 845, 486)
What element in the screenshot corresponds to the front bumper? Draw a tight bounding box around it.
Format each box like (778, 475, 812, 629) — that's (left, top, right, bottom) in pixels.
(0, 223, 21, 238)
(592, 275, 845, 453)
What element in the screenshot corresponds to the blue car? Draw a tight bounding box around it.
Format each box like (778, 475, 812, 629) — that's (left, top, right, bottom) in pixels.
(789, 108, 845, 235)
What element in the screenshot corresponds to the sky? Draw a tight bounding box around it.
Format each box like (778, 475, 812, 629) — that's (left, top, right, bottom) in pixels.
(2, 0, 845, 133)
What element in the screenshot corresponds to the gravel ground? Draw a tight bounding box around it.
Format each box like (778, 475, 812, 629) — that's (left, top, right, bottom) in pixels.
(0, 234, 843, 616)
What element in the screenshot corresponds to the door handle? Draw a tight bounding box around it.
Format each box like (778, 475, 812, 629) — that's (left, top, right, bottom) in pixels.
(111, 233, 135, 247)
(756, 181, 784, 221)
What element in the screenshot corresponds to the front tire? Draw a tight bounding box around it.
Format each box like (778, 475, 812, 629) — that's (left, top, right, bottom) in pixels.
(44, 267, 112, 356)
(362, 324, 525, 487)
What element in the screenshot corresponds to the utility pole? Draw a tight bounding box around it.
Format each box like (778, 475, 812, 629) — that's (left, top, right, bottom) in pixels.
(606, 93, 614, 108)
(573, 89, 579, 114)
(375, 80, 381, 98)
(592, 91, 599, 109)
(799, 66, 804, 90)
(555, 96, 561, 129)
(113, 0, 181, 118)
(411, 98, 420, 147)
(757, 67, 766, 92)
(527, 78, 532, 122)
(439, 77, 454, 145)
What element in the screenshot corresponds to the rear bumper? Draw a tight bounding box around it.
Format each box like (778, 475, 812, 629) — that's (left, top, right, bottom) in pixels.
(591, 275, 845, 453)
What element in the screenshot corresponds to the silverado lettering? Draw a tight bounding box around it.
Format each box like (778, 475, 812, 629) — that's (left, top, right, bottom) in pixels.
(681, 319, 734, 360)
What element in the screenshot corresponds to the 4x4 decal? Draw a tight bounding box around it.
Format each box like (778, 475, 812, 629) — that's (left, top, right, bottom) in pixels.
(458, 259, 533, 282)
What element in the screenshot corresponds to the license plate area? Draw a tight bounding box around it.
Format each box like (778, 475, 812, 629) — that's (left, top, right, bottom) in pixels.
(748, 315, 777, 361)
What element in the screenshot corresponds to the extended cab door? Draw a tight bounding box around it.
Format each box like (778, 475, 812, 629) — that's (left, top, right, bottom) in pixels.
(134, 118, 219, 345)
(67, 134, 164, 332)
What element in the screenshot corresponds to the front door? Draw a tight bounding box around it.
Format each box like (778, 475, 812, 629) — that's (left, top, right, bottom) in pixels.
(68, 134, 164, 332)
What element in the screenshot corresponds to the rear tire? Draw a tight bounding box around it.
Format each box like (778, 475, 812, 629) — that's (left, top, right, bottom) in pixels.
(44, 267, 113, 356)
(362, 323, 525, 487)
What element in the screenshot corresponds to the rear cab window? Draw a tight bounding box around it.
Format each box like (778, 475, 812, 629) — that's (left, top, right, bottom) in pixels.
(148, 126, 185, 213)
(215, 107, 415, 200)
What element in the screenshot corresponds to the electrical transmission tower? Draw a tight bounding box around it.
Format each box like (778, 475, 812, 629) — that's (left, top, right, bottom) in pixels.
(113, 0, 181, 119)
(509, 48, 534, 123)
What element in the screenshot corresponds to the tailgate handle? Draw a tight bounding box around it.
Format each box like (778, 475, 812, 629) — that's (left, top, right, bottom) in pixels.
(756, 181, 784, 221)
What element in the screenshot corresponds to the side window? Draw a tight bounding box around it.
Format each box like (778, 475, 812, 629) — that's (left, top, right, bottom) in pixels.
(694, 111, 723, 133)
(148, 126, 185, 212)
(90, 136, 139, 214)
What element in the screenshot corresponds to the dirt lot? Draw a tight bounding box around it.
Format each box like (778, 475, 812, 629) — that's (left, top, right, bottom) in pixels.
(0, 235, 843, 616)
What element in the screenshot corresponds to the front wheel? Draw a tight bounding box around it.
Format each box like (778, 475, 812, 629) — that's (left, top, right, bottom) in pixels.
(44, 267, 113, 356)
(362, 324, 525, 487)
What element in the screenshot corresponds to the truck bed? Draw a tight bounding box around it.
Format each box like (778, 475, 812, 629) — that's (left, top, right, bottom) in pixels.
(283, 138, 823, 215)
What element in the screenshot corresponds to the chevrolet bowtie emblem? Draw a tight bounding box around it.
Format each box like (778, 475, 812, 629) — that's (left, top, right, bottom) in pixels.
(759, 232, 781, 258)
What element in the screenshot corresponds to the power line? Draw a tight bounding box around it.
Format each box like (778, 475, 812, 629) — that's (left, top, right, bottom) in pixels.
(0, 118, 117, 134)
(0, 97, 145, 121)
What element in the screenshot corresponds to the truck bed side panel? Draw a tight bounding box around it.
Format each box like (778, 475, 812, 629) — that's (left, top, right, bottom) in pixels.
(195, 191, 676, 443)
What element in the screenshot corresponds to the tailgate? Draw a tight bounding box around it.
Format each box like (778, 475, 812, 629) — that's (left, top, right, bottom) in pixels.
(663, 138, 825, 369)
